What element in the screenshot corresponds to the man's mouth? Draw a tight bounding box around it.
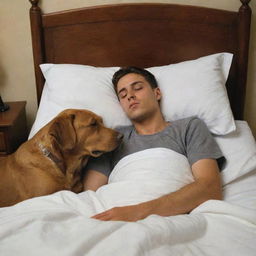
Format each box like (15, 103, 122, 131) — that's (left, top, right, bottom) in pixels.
(129, 102, 139, 109)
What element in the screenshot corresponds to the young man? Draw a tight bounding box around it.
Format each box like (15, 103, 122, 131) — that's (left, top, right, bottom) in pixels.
(84, 67, 225, 222)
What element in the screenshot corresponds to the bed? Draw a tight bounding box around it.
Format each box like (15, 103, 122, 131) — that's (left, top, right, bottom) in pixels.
(0, 0, 255, 255)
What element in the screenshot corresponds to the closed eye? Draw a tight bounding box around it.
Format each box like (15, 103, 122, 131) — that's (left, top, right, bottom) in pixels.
(118, 90, 127, 99)
(91, 120, 97, 126)
(134, 84, 143, 90)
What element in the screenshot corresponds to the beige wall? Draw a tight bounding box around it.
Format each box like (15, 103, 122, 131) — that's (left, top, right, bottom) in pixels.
(0, 0, 255, 137)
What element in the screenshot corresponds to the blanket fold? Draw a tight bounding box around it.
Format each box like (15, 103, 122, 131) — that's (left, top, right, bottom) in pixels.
(97, 148, 194, 209)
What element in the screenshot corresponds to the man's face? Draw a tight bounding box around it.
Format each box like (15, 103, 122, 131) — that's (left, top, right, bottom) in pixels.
(116, 73, 161, 123)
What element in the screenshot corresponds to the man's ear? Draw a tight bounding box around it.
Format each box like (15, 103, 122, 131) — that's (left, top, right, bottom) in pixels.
(154, 87, 162, 102)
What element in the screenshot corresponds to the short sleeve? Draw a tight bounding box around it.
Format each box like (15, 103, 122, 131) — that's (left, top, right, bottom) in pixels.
(185, 117, 225, 170)
(84, 152, 112, 177)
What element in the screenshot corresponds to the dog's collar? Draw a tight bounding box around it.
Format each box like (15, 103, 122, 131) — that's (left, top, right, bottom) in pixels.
(39, 143, 51, 157)
(38, 143, 64, 172)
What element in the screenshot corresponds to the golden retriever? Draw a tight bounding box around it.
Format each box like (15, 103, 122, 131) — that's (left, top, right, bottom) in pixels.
(0, 109, 122, 207)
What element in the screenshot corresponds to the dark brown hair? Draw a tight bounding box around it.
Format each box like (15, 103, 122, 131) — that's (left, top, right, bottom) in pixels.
(112, 67, 158, 94)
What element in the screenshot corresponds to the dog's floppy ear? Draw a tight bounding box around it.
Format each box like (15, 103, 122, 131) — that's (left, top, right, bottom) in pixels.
(48, 113, 77, 152)
(39, 113, 77, 173)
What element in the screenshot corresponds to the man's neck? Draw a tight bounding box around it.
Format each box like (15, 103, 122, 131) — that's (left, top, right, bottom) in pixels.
(133, 116, 169, 135)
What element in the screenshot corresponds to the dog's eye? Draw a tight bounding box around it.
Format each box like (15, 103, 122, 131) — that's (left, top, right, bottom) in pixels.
(91, 120, 97, 126)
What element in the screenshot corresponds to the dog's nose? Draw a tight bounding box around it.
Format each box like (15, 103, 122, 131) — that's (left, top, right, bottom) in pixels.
(117, 133, 124, 141)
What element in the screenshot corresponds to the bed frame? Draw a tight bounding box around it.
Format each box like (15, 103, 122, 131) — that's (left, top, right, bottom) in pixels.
(29, 0, 251, 120)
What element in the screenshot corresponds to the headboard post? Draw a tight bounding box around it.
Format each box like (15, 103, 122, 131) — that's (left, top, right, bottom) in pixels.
(29, 0, 45, 105)
(235, 0, 251, 119)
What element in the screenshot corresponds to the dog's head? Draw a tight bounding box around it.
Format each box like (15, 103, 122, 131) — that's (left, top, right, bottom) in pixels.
(61, 109, 122, 157)
(37, 109, 122, 172)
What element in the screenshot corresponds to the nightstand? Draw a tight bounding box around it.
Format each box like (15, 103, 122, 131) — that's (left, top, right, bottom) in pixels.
(0, 101, 28, 156)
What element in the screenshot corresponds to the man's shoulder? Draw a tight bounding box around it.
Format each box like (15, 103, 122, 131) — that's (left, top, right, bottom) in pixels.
(168, 116, 208, 136)
(171, 116, 202, 128)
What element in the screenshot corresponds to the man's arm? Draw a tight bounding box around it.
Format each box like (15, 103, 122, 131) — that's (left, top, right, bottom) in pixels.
(91, 158, 222, 221)
(83, 170, 108, 191)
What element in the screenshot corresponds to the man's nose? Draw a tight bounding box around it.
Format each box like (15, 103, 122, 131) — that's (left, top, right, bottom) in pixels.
(128, 92, 136, 101)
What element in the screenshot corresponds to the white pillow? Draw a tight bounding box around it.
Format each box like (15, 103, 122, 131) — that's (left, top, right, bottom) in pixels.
(29, 53, 235, 138)
(29, 65, 132, 138)
(148, 53, 235, 135)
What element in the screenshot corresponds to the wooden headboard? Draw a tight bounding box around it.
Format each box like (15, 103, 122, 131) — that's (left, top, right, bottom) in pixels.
(29, 0, 251, 120)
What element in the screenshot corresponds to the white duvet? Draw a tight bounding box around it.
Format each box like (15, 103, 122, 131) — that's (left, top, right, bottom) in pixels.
(0, 121, 255, 256)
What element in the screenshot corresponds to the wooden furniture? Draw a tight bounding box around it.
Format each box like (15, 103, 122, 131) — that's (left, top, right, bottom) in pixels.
(0, 101, 27, 156)
(29, 0, 251, 120)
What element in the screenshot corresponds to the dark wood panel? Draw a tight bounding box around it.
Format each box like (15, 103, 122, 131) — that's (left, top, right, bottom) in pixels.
(0, 132, 6, 152)
(45, 23, 229, 63)
(0, 102, 28, 155)
(42, 4, 237, 27)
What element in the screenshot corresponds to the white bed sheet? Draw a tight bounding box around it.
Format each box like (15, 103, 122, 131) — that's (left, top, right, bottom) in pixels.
(0, 121, 255, 256)
(215, 121, 256, 210)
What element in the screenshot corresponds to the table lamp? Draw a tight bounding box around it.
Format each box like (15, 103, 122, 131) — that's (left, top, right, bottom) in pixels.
(0, 95, 9, 112)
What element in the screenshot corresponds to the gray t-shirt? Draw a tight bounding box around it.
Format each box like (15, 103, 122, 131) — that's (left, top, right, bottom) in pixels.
(86, 116, 225, 177)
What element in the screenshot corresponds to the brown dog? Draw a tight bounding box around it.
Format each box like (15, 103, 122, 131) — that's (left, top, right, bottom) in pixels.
(0, 109, 122, 207)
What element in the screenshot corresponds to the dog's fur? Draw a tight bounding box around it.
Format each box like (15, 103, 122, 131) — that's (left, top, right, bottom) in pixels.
(0, 109, 122, 207)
